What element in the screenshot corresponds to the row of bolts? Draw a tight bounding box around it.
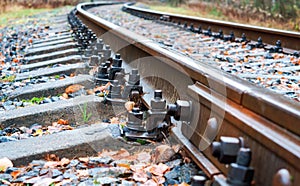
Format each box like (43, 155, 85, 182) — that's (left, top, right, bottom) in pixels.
(124, 7, 298, 56)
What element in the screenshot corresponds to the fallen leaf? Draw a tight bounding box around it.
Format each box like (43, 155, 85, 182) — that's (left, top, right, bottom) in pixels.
(57, 119, 69, 125)
(152, 175, 165, 184)
(136, 152, 151, 163)
(143, 179, 158, 186)
(147, 163, 170, 177)
(33, 129, 43, 136)
(60, 158, 70, 166)
(61, 125, 74, 130)
(111, 149, 130, 160)
(65, 84, 84, 94)
(13, 58, 19, 63)
(78, 157, 89, 163)
(132, 170, 148, 183)
(62, 93, 69, 99)
(93, 82, 111, 92)
(0, 157, 13, 172)
(11, 170, 21, 179)
(87, 89, 94, 95)
(45, 154, 59, 161)
(152, 145, 176, 163)
(44, 161, 60, 168)
(130, 163, 147, 172)
(117, 163, 131, 169)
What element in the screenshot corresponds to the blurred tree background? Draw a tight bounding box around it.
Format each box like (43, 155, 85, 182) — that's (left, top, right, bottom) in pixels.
(164, 0, 300, 30)
(0, 0, 89, 13)
(192, 0, 299, 19)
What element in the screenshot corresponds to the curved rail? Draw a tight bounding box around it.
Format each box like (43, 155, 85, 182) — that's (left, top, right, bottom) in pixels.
(76, 2, 300, 185)
(123, 3, 300, 51)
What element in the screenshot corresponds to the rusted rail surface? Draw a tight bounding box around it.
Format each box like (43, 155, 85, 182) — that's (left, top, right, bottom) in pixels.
(76, 2, 300, 186)
(123, 3, 300, 51)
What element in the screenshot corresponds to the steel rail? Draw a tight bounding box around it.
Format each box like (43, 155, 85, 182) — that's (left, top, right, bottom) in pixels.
(123, 3, 300, 51)
(76, 2, 300, 185)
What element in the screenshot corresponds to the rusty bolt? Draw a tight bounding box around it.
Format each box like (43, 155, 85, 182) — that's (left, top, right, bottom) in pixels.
(212, 136, 242, 164)
(227, 148, 254, 186)
(167, 100, 191, 121)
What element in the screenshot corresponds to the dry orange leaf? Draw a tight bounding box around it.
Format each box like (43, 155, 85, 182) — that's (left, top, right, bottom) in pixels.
(117, 163, 131, 169)
(93, 82, 111, 92)
(11, 170, 21, 179)
(13, 58, 19, 63)
(57, 119, 69, 125)
(45, 154, 59, 161)
(65, 84, 84, 94)
(111, 149, 130, 160)
(148, 163, 170, 177)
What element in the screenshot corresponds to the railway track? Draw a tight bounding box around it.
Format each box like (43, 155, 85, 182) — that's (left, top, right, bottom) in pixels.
(0, 1, 299, 186)
(76, 2, 300, 186)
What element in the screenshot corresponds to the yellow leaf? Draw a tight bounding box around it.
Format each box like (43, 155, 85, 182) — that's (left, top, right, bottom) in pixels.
(117, 163, 131, 169)
(34, 129, 43, 136)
